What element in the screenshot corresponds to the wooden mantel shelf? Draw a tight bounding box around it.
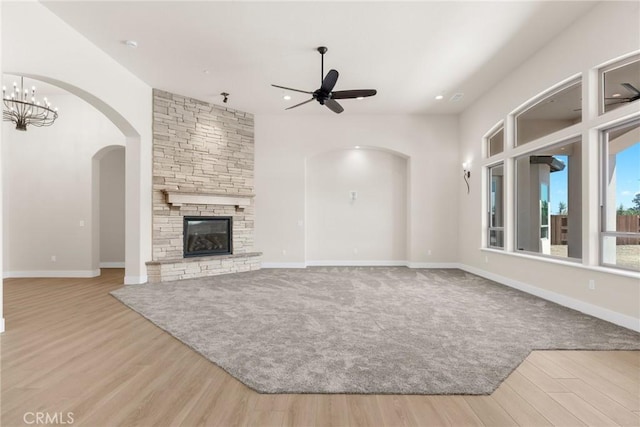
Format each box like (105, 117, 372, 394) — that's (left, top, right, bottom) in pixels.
(163, 190, 254, 207)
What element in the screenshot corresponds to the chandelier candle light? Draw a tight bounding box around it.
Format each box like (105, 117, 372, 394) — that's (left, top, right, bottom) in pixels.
(2, 77, 58, 131)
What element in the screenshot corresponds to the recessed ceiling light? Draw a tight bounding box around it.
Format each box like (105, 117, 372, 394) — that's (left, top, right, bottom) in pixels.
(435, 95, 444, 100)
(355, 146, 360, 149)
(124, 40, 138, 48)
(356, 96, 364, 100)
(203, 69, 210, 74)
(283, 95, 291, 101)
(612, 93, 621, 98)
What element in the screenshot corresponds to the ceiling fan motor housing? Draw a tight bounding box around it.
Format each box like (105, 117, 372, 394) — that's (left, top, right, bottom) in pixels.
(314, 89, 329, 104)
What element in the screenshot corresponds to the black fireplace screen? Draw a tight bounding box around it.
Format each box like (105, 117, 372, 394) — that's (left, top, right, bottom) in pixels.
(183, 216, 232, 257)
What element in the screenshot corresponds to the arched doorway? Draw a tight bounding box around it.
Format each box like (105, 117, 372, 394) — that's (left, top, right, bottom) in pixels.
(92, 146, 126, 271)
(1, 74, 145, 284)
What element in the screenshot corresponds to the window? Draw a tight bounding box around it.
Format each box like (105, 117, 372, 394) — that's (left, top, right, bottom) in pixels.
(515, 80, 582, 146)
(516, 139, 581, 260)
(482, 53, 639, 271)
(601, 120, 640, 271)
(601, 56, 640, 114)
(487, 127, 504, 157)
(488, 164, 504, 248)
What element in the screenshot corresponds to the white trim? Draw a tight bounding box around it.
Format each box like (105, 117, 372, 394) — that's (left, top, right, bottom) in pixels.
(261, 262, 307, 269)
(262, 261, 461, 269)
(306, 260, 408, 267)
(459, 263, 640, 333)
(99, 262, 125, 268)
(407, 262, 461, 269)
(479, 247, 640, 279)
(124, 275, 148, 285)
(0, 318, 4, 334)
(3, 269, 101, 278)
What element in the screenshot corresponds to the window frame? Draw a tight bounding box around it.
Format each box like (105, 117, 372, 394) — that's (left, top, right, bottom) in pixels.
(481, 53, 640, 273)
(599, 54, 640, 116)
(513, 137, 582, 262)
(599, 118, 640, 271)
(487, 162, 505, 249)
(513, 77, 582, 147)
(486, 123, 504, 158)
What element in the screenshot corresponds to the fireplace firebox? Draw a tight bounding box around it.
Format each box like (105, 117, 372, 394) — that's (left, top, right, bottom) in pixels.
(183, 216, 232, 257)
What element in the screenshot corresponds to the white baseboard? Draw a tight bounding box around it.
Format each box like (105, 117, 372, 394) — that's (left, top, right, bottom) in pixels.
(306, 260, 408, 267)
(261, 261, 460, 269)
(459, 263, 640, 333)
(3, 269, 101, 278)
(407, 262, 461, 269)
(124, 275, 148, 285)
(261, 262, 307, 269)
(100, 262, 125, 268)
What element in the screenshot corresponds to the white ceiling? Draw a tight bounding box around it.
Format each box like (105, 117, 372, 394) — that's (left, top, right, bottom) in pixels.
(41, 1, 598, 115)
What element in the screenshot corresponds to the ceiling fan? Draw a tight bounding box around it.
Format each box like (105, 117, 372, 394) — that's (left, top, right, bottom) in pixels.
(271, 46, 377, 114)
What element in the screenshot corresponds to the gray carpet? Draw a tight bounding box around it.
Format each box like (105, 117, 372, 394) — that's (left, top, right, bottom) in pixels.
(111, 267, 640, 394)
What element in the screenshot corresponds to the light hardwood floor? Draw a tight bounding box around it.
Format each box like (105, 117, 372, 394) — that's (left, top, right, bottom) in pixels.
(1, 269, 638, 426)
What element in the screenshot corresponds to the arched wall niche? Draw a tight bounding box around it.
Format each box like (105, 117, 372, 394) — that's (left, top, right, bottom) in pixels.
(305, 145, 410, 162)
(305, 147, 409, 264)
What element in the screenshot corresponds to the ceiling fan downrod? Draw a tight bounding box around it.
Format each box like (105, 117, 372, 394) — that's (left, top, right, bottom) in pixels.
(318, 46, 328, 86)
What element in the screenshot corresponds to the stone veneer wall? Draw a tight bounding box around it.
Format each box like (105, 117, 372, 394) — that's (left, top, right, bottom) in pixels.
(148, 89, 260, 282)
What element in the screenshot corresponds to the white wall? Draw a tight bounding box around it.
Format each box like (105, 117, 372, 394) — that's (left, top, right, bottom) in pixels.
(255, 114, 459, 267)
(2, 93, 123, 277)
(306, 148, 407, 263)
(99, 147, 125, 266)
(459, 1, 640, 328)
(2, 1, 153, 285)
(0, 1, 4, 332)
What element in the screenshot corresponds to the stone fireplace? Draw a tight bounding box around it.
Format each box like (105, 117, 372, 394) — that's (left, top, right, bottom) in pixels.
(146, 90, 261, 283)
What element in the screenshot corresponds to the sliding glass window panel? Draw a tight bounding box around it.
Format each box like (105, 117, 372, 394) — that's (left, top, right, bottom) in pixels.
(601, 56, 640, 115)
(515, 80, 582, 146)
(488, 164, 504, 248)
(515, 139, 582, 260)
(487, 127, 504, 157)
(601, 120, 640, 271)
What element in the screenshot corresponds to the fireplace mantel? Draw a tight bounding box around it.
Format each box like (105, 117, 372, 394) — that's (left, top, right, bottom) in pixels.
(163, 190, 254, 207)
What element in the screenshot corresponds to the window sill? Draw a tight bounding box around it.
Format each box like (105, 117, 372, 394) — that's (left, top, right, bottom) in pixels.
(479, 248, 640, 279)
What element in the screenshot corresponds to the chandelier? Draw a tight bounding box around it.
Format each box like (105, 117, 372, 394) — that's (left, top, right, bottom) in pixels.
(2, 77, 58, 131)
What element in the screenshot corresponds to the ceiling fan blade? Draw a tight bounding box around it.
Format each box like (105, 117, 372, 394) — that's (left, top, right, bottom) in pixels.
(285, 98, 315, 110)
(271, 84, 313, 95)
(621, 83, 640, 96)
(321, 69, 339, 93)
(324, 99, 344, 114)
(331, 89, 377, 100)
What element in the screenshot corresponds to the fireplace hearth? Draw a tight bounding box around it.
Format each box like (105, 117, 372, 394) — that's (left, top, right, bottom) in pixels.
(183, 216, 232, 257)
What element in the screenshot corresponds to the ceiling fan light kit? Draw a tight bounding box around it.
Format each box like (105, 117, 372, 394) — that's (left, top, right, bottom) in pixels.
(272, 46, 377, 114)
